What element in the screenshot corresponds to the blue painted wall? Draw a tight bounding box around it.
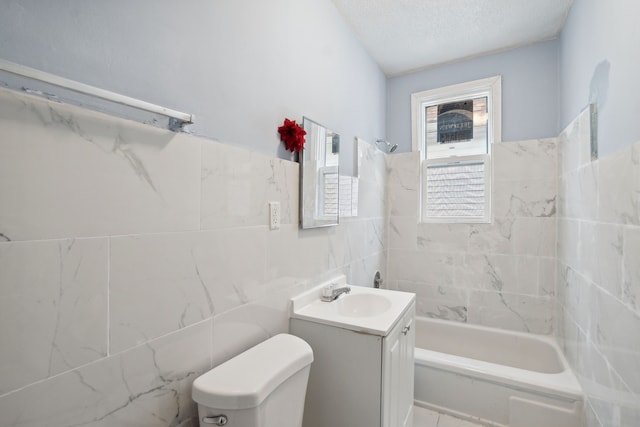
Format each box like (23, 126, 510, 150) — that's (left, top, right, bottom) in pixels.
(386, 39, 560, 152)
(560, 0, 640, 157)
(3, 0, 638, 165)
(0, 0, 386, 174)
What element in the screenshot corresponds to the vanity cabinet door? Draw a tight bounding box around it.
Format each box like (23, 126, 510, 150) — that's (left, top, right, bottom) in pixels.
(382, 303, 415, 427)
(398, 308, 415, 427)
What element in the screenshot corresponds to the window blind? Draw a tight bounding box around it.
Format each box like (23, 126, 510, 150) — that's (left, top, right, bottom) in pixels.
(321, 170, 339, 217)
(425, 161, 486, 218)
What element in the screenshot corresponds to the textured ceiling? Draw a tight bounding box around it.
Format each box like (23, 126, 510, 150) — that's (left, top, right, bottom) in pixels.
(332, 0, 574, 76)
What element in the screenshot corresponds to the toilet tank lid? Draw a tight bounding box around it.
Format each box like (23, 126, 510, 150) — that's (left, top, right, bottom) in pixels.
(192, 333, 313, 410)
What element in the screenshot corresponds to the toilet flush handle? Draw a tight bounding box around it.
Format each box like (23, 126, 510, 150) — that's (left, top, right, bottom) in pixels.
(202, 415, 228, 425)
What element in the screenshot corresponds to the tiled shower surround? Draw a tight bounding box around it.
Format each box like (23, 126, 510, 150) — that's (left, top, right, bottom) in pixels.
(384, 108, 640, 425)
(386, 139, 558, 334)
(0, 88, 386, 426)
(1, 87, 638, 426)
(556, 108, 640, 426)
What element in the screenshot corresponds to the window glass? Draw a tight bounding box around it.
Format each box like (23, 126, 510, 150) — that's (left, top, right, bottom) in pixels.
(425, 96, 488, 159)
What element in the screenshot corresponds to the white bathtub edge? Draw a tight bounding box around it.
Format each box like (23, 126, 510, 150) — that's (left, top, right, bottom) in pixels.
(415, 345, 583, 402)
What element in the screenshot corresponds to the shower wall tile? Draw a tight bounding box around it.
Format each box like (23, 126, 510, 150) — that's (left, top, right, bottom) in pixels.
(538, 257, 556, 296)
(492, 179, 556, 218)
(560, 163, 598, 220)
(356, 139, 387, 186)
(388, 216, 418, 250)
(395, 281, 468, 322)
(579, 222, 624, 297)
(350, 250, 387, 288)
(0, 238, 108, 395)
(386, 151, 420, 218)
(558, 264, 592, 333)
(465, 217, 556, 256)
(557, 106, 640, 427)
(0, 89, 201, 241)
(388, 248, 457, 286)
(416, 222, 471, 253)
(454, 253, 540, 296)
(387, 182, 418, 218)
(326, 217, 385, 275)
(584, 403, 604, 427)
(387, 138, 558, 334)
(492, 139, 557, 180)
(110, 227, 267, 354)
(558, 108, 592, 174)
(386, 151, 420, 191)
(555, 303, 581, 366)
(344, 217, 386, 261)
(465, 219, 514, 254)
(591, 286, 640, 396)
(576, 339, 626, 427)
(356, 140, 388, 219)
(467, 290, 553, 334)
(492, 140, 557, 219)
(0, 320, 211, 427)
(510, 217, 557, 257)
(557, 218, 580, 269)
(597, 144, 640, 226)
(623, 226, 640, 311)
(357, 179, 387, 219)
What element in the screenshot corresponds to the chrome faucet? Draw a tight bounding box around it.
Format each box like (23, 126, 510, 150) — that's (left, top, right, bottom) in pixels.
(321, 284, 351, 302)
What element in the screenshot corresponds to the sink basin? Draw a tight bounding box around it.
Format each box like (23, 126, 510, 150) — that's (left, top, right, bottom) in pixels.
(290, 276, 416, 336)
(336, 293, 392, 317)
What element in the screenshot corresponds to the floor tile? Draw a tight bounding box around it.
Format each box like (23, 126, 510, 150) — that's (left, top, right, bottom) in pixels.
(437, 412, 485, 427)
(414, 405, 440, 426)
(413, 406, 485, 427)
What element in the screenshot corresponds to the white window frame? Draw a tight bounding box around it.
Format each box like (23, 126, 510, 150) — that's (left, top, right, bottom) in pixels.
(411, 76, 501, 223)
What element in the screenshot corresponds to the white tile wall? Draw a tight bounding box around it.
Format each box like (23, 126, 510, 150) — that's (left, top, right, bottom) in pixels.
(556, 107, 640, 426)
(0, 320, 212, 426)
(0, 88, 388, 426)
(0, 238, 108, 394)
(3, 85, 637, 426)
(201, 143, 299, 229)
(0, 90, 201, 241)
(386, 139, 558, 334)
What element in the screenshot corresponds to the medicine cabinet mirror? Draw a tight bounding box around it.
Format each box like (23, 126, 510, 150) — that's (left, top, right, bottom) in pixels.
(300, 117, 340, 228)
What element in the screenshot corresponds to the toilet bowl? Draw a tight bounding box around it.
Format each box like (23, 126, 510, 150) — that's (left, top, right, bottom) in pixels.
(192, 334, 313, 427)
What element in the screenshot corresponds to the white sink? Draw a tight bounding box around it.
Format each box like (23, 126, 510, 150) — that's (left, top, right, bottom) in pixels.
(290, 276, 415, 336)
(336, 293, 392, 317)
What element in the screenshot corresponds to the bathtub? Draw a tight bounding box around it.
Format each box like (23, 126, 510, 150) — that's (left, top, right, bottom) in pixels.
(414, 317, 584, 427)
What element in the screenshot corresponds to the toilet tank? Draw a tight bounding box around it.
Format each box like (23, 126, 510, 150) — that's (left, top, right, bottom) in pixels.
(192, 334, 313, 427)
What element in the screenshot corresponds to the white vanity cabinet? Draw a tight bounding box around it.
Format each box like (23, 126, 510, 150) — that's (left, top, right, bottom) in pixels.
(290, 293, 415, 427)
(382, 305, 415, 427)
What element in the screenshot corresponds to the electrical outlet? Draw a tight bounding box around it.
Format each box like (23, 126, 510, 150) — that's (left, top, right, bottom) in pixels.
(269, 201, 280, 230)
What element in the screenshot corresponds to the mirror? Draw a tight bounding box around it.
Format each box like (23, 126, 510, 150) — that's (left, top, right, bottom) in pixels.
(300, 117, 340, 228)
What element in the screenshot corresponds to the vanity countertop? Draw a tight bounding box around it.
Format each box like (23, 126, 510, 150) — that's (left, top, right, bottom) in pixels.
(290, 276, 415, 337)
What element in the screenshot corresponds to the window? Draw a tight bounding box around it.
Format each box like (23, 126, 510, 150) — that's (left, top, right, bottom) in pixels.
(411, 76, 501, 223)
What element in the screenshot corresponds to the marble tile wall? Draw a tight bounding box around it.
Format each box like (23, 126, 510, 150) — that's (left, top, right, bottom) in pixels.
(0, 88, 387, 426)
(386, 139, 557, 334)
(556, 107, 640, 426)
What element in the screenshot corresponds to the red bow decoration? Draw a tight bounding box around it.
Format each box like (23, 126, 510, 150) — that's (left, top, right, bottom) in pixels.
(278, 118, 306, 152)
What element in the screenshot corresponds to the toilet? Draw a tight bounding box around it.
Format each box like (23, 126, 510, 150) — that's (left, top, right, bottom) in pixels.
(192, 334, 313, 427)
